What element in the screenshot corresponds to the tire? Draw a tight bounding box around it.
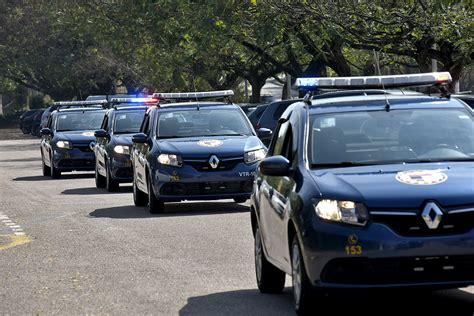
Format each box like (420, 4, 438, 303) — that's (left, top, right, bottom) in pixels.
(147, 175, 164, 214)
(133, 178, 147, 207)
(50, 152, 61, 179)
(21, 125, 31, 134)
(105, 161, 119, 192)
(95, 162, 106, 188)
(42, 153, 51, 177)
(255, 227, 286, 293)
(233, 197, 248, 203)
(292, 236, 314, 315)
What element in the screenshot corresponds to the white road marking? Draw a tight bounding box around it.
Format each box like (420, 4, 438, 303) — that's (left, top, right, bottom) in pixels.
(0, 212, 27, 236)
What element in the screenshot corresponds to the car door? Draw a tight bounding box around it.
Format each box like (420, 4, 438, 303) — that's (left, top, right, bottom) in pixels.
(133, 111, 152, 192)
(95, 113, 110, 174)
(259, 118, 296, 266)
(41, 115, 54, 166)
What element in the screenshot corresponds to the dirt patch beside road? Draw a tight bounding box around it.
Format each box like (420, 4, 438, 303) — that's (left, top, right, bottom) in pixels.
(0, 128, 37, 141)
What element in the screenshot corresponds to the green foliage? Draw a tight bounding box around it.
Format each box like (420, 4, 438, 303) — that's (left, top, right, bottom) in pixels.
(0, 0, 472, 98)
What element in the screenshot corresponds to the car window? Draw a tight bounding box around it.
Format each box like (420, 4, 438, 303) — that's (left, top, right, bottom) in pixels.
(56, 112, 104, 132)
(156, 108, 252, 138)
(273, 103, 289, 120)
(101, 115, 109, 131)
(113, 111, 145, 134)
(272, 121, 290, 156)
(140, 113, 151, 135)
(308, 108, 474, 166)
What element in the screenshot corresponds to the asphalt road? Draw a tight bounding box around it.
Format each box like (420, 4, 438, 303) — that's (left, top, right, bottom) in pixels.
(0, 137, 473, 315)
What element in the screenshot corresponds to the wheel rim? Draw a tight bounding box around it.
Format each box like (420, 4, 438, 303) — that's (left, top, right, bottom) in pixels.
(255, 229, 263, 283)
(292, 242, 302, 305)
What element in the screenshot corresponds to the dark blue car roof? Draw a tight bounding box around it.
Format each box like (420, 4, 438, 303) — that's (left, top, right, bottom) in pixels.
(307, 95, 468, 114)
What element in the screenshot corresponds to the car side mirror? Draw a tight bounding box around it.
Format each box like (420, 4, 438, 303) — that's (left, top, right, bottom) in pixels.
(94, 129, 108, 138)
(132, 133, 148, 144)
(259, 156, 290, 177)
(40, 128, 51, 136)
(257, 128, 272, 139)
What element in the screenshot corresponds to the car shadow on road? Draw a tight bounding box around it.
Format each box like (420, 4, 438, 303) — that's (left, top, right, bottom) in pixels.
(179, 288, 294, 315)
(90, 201, 249, 219)
(13, 173, 95, 182)
(61, 185, 133, 195)
(179, 288, 473, 316)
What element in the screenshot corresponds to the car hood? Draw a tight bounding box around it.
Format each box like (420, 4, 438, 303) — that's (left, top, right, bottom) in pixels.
(310, 162, 474, 208)
(56, 131, 97, 143)
(156, 135, 263, 159)
(113, 134, 134, 146)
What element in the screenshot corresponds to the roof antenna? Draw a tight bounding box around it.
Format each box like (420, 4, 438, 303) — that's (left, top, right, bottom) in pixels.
(373, 49, 390, 111)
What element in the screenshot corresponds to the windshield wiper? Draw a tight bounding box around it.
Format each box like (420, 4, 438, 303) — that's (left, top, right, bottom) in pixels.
(156, 135, 183, 139)
(311, 161, 377, 168)
(199, 133, 246, 137)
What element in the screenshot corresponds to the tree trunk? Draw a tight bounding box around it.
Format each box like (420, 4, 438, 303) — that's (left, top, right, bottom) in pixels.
(248, 77, 266, 103)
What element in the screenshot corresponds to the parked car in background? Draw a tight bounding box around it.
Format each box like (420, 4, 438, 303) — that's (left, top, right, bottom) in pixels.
(20, 109, 44, 135)
(256, 99, 301, 145)
(451, 94, 474, 109)
(247, 103, 269, 130)
(30, 108, 46, 136)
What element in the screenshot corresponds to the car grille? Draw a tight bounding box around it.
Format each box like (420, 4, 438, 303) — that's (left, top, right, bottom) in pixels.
(58, 159, 95, 168)
(370, 206, 474, 237)
(160, 180, 253, 196)
(183, 156, 243, 171)
(73, 143, 93, 153)
(321, 255, 474, 285)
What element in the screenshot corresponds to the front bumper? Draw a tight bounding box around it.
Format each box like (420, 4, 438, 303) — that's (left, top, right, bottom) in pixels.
(151, 162, 257, 202)
(301, 217, 474, 289)
(53, 148, 95, 171)
(109, 156, 133, 182)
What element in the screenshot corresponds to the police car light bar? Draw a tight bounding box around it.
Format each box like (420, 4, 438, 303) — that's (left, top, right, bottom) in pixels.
(296, 72, 452, 90)
(153, 90, 234, 100)
(110, 97, 159, 104)
(53, 100, 109, 106)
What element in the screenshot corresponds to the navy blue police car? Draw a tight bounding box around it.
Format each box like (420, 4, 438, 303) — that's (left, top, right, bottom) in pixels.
(40, 101, 107, 178)
(94, 97, 158, 191)
(250, 72, 474, 314)
(131, 90, 267, 213)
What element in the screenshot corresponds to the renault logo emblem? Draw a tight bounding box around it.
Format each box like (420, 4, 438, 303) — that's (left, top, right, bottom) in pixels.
(421, 202, 443, 229)
(209, 155, 219, 169)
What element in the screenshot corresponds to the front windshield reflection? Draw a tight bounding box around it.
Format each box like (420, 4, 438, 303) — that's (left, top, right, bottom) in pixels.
(309, 108, 474, 167)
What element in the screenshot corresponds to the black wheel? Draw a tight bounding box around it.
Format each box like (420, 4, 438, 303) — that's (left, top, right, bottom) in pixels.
(233, 197, 248, 203)
(50, 152, 61, 179)
(292, 236, 314, 315)
(21, 125, 31, 134)
(41, 153, 51, 177)
(255, 227, 285, 293)
(147, 175, 164, 214)
(95, 162, 106, 188)
(105, 161, 119, 192)
(133, 178, 147, 207)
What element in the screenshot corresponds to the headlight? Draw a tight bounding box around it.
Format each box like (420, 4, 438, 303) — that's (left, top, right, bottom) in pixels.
(114, 145, 130, 155)
(314, 200, 369, 226)
(56, 140, 71, 149)
(244, 148, 267, 164)
(157, 153, 182, 167)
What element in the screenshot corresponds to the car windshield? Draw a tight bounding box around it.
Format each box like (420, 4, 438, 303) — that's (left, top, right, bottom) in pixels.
(308, 108, 474, 167)
(156, 108, 252, 138)
(113, 111, 145, 134)
(56, 111, 104, 132)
